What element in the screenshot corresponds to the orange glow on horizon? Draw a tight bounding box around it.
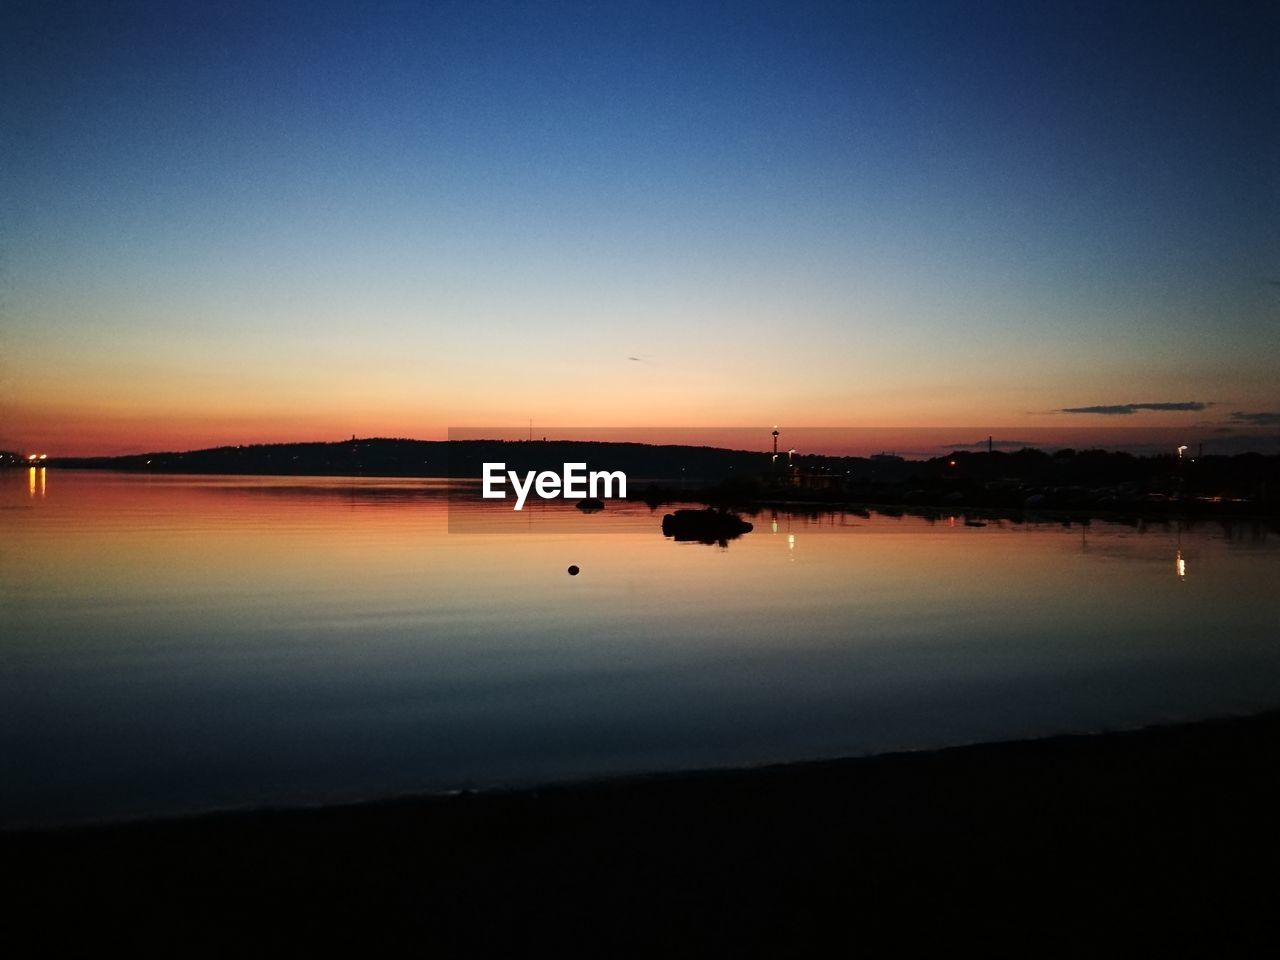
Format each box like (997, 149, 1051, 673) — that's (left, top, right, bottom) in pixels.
(5, 394, 1272, 459)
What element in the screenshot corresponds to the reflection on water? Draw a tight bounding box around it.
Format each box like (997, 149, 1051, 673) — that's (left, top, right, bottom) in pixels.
(769, 510, 798, 554)
(1, 470, 1279, 827)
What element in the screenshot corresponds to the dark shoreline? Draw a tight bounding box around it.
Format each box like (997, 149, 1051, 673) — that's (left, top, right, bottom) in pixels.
(6, 709, 1280, 951)
(13, 436, 1280, 521)
(13, 463, 1280, 526)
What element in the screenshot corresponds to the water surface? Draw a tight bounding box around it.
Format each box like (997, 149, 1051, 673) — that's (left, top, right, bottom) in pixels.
(3, 469, 1278, 826)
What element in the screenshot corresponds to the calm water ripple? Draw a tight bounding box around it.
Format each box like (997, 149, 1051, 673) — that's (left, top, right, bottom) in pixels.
(2, 470, 1278, 826)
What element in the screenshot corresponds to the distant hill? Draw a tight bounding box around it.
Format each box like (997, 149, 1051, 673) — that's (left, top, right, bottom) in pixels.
(31, 437, 1280, 515)
(48, 438, 790, 481)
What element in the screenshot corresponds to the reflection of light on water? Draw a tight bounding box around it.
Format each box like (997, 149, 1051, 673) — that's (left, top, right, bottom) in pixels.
(1176, 549, 1186, 579)
(771, 519, 778, 534)
(28, 467, 46, 498)
(788, 533, 795, 551)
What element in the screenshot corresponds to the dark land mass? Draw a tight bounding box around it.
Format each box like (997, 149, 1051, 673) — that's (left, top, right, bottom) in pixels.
(5, 710, 1280, 952)
(16, 437, 1280, 518)
(661, 507, 755, 544)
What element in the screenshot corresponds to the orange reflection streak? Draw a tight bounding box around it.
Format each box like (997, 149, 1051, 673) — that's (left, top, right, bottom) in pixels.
(5, 473, 1254, 637)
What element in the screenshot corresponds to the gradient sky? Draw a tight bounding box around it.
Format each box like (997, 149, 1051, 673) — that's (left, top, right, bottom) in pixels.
(2, 0, 1277, 455)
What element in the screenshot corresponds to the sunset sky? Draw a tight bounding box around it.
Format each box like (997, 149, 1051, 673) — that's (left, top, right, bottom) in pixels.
(3, 0, 1277, 456)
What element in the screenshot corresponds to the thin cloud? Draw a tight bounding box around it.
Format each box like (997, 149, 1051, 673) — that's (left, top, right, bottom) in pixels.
(1229, 411, 1280, 425)
(1059, 402, 1211, 415)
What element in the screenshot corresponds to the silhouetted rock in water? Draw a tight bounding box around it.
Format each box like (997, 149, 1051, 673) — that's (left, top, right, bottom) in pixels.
(576, 498, 605, 512)
(661, 509, 753, 544)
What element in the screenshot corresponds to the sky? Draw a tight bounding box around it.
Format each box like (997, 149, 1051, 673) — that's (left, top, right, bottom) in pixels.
(2, 0, 1277, 456)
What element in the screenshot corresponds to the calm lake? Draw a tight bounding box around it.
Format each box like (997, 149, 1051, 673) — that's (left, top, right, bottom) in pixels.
(3, 469, 1279, 827)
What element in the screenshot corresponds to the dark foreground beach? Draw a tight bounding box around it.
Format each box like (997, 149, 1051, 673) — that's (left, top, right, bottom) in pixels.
(5, 711, 1279, 953)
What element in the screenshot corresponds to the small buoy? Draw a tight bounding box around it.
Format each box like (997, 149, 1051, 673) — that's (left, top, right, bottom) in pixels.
(567, 565, 580, 576)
